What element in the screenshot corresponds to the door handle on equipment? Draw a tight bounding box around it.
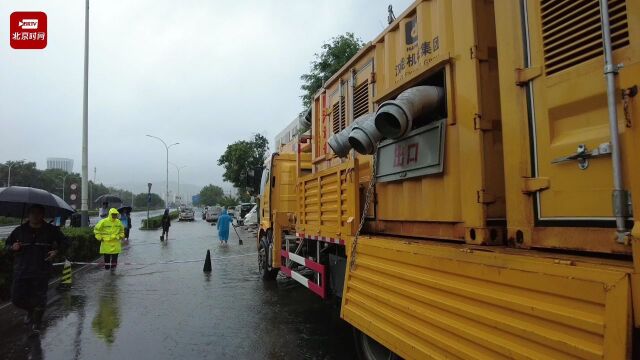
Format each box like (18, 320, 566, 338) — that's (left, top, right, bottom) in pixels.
(551, 143, 611, 170)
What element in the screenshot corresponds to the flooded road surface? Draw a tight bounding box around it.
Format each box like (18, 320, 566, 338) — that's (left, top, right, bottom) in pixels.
(1, 212, 355, 360)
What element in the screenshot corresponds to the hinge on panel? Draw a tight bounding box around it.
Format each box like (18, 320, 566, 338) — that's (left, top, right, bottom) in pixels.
(522, 177, 550, 194)
(473, 113, 493, 130)
(477, 190, 496, 204)
(370, 71, 376, 84)
(470, 45, 488, 61)
(515, 66, 542, 86)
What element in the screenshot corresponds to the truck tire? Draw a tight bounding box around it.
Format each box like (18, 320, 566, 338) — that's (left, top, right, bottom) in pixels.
(258, 239, 278, 281)
(353, 328, 400, 360)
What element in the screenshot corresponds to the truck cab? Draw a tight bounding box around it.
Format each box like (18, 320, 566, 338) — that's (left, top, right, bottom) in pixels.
(257, 150, 311, 280)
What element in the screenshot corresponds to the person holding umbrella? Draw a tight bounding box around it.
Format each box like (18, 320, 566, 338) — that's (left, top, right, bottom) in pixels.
(118, 206, 132, 242)
(1, 186, 73, 335)
(99, 202, 109, 219)
(94, 208, 125, 271)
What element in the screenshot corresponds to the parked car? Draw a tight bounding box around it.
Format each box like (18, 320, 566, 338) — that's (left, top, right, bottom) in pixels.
(205, 206, 222, 223)
(235, 203, 255, 225)
(243, 205, 258, 226)
(178, 207, 195, 222)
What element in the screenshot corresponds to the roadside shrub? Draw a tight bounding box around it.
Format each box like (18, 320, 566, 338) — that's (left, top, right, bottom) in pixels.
(141, 211, 179, 230)
(0, 217, 21, 226)
(0, 226, 100, 300)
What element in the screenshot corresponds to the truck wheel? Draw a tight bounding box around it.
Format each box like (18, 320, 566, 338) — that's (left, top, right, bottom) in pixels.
(354, 328, 400, 360)
(258, 240, 278, 281)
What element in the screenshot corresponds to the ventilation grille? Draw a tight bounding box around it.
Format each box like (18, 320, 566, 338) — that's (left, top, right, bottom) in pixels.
(353, 81, 370, 119)
(541, 0, 630, 75)
(332, 97, 346, 134)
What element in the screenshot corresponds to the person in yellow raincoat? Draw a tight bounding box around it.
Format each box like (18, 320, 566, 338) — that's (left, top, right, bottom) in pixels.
(94, 208, 125, 270)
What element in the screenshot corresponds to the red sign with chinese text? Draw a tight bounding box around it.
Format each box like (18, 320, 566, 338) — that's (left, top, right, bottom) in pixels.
(10, 12, 47, 49)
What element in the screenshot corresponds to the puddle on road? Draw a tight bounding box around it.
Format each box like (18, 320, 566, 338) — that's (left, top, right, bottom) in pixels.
(1, 221, 356, 360)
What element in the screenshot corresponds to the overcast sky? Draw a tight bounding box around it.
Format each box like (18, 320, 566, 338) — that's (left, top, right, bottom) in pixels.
(1, 0, 413, 195)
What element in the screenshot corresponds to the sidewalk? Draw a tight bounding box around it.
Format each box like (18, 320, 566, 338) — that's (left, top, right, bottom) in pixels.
(0, 261, 95, 335)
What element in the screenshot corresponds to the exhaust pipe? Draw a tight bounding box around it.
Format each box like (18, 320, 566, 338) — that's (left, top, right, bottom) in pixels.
(328, 114, 374, 157)
(328, 127, 352, 157)
(375, 86, 444, 139)
(297, 108, 312, 133)
(349, 114, 383, 155)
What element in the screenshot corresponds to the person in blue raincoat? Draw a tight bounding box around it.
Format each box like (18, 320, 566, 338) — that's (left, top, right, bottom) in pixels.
(216, 208, 233, 246)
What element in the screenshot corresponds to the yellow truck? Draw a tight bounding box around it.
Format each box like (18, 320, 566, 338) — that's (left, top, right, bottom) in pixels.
(257, 0, 640, 358)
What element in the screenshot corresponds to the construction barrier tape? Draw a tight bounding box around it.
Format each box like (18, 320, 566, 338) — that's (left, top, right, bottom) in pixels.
(52, 252, 258, 267)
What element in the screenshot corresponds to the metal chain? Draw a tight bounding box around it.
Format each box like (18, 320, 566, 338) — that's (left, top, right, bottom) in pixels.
(349, 144, 379, 271)
(623, 89, 633, 128)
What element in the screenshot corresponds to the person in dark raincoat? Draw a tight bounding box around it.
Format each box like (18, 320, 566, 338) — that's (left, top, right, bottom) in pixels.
(5, 205, 70, 334)
(161, 209, 171, 241)
(216, 208, 233, 245)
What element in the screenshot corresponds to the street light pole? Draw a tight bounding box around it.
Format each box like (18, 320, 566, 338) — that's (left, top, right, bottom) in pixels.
(170, 162, 186, 205)
(80, 0, 90, 227)
(146, 135, 179, 208)
(5, 159, 26, 187)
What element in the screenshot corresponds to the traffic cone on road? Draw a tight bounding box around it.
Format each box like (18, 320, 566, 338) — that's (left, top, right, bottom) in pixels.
(59, 260, 72, 289)
(203, 250, 212, 273)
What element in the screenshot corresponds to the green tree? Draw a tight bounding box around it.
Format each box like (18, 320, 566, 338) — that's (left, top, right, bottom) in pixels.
(219, 195, 238, 208)
(133, 193, 165, 209)
(300, 32, 364, 110)
(217, 134, 269, 197)
(199, 184, 224, 206)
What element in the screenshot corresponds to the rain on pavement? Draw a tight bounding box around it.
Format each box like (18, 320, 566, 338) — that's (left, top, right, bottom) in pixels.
(0, 210, 355, 360)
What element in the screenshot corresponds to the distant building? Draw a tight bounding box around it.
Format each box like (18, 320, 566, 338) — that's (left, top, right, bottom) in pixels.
(46, 157, 74, 173)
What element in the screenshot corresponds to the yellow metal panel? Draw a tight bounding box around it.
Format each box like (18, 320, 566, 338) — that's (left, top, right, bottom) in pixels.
(371, 0, 506, 245)
(342, 236, 632, 359)
(374, 0, 452, 100)
(297, 160, 359, 239)
(494, 0, 639, 253)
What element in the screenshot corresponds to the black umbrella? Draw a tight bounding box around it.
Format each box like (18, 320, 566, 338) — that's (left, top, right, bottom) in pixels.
(94, 194, 122, 204)
(118, 205, 132, 213)
(0, 186, 75, 218)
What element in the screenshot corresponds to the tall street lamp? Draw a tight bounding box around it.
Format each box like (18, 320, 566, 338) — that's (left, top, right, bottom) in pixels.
(80, 0, 90, 227)
(1, 159, 26, 187)
(170, 162, 187, 205)
(146, 135, 179, 207)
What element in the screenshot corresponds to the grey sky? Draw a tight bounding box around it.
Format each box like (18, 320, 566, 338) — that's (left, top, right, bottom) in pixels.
(1, 0, 413, 195)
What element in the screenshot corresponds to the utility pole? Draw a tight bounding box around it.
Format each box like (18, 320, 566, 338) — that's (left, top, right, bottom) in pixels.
(80, 0, 90, 227)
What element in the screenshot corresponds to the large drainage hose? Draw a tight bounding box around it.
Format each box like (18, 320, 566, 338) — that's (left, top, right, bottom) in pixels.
(328, 114, 374, 157)
(349, 114, 382, 155)
(374, 86, 445, 139)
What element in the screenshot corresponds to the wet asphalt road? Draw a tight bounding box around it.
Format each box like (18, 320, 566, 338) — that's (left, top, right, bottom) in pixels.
(0, 211, 355, 360)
